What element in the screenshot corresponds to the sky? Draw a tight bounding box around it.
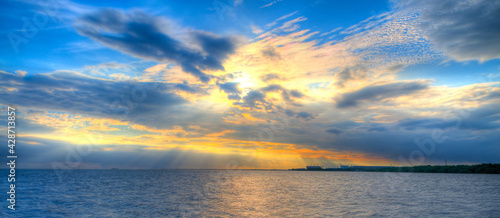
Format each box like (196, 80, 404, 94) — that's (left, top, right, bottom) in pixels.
(0, 0, 499, 169)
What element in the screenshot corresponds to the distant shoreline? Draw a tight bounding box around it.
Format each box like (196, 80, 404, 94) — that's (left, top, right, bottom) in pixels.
(290, 163, 500, 174)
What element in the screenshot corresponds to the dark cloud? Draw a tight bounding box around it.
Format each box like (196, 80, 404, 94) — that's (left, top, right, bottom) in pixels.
(218, 81, 242, 100)
(233, 90, 266, 109)
(76, 9, 240, 82)
(395, 105, 500, 131)
(174, 83, 198, 93)
(459, 104, 500, 130)
(312, 104, 499, 163)
(326, 128, 342, 135)
(336, 81, 429, 108)
(267, 104, 500, 164)
(290, 89, 305, 98)
(218, 82, 241, 94)
(193, 31, 237, 62)
(0, 71, 192, 122)
(400, 0, 500, 62)
(296, 111, 314, 120)
(320, 129, 500, 164)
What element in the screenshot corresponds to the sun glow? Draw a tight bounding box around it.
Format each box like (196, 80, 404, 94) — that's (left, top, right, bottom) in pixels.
(232, 72, 257, 90)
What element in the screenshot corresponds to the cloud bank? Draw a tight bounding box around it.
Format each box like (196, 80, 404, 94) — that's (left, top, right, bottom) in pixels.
(76, 9, 241, 82)
(400, 0, 500, 62)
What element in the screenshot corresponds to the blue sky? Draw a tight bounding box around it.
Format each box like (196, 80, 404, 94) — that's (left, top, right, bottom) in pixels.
(0, 0, 393, 74)
(0, 0, 499, 169)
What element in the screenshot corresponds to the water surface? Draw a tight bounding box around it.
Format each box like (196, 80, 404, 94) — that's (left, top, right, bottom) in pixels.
(2, 170, 499, 217)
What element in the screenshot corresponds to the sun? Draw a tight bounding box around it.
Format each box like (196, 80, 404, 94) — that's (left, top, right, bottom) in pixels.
(232, 72, 258, 90)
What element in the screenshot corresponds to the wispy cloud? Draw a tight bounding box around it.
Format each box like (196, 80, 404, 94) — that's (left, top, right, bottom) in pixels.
(264, 11, 298, 29)
(260, 0, 283, 9)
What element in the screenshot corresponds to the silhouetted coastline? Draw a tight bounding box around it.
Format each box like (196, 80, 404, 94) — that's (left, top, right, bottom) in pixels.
(290, 163, 500, 174)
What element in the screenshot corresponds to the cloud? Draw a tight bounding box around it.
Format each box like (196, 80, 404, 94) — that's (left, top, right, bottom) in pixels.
(333, 65, 369, 88)
(251, 24, 263, 34)
(260, 0, 283, 8)
(320, 129, 500, 164)
(264, 11, 298, 29)
(278, 16, 307, 32)
(260, 73, 284, 82)
(484, 91, 500, 100)
(15, 70, 27, 77)
(218, 81, 242, 100)
(269, 104, 500, 164)
(296, 111, 314, 120)
(261, 47, 281, 60)
(336, 81, 430, 108)
(174, 83, 199, 93)
(0, 113, 56, 134)
(234, 90, 266, 109)
(282, 109, 314, 121)
(76, 9, 240, 82)
(0, 71, 191, 121)
(334, 68, 353, 87)
(397, 118, 455, 130)
(261, 84, 283, 92)
(257, 84, 304, 105)
(460, 104, 500, 130)
(395, 104, 500, 131)
(290, 90, 304, 98)
(400, 0, 500, 62)
(326, 128, 342, 135)
(218, 82, 241, 94)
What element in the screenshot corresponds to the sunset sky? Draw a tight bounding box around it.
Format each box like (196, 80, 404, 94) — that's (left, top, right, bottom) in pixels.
(1, 0, 499, 169)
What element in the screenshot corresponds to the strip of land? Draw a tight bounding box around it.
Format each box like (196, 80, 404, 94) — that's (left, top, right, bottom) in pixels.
(290, 163, 500, 174)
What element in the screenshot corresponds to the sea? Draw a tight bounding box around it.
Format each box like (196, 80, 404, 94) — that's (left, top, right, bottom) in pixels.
(1, 169, 499, 217)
